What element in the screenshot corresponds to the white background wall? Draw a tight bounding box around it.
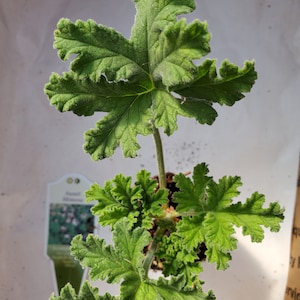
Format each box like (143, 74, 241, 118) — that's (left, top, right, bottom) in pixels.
(0, 0, 299, 299)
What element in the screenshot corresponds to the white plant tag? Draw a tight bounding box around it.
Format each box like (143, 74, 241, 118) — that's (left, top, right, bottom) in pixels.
(45, 174, 94, 295)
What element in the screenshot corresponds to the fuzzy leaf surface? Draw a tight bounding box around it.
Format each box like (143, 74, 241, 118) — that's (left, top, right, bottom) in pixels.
(49, 282, 115, 300)
(45, 72, 152, 116)
(156, 233, 204, 289)
(135, 170, 168, 222)
(54, 18, 146, 82)
(86, 171, 167, 229)
(132, 276, 215, 300)
(130, 0, 196, 68)
(70, 219, 214, 299)
(45, 1, 257, 160)
(85, 176, 141, 228)
(174, 164, 284, 269)
(71, 219, 150, 283)
(150, 19, 210, 87)
(175, 59, 257, 106)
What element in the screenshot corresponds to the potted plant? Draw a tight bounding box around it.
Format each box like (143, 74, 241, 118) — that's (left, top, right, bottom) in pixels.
(44, 0, 284, 299)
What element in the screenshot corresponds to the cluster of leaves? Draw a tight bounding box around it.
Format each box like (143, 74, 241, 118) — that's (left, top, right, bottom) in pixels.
(44, 0, 257, 161)
(44, 0, 284, 299)
(50, 164, 284, 299)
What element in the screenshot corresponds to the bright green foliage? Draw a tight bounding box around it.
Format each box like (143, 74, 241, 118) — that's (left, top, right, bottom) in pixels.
(49, 281, 115, 300)
(68, 219, 214, 300)
(71, 220, 149, 284)
(85, 170, 168, 229)
(156, 232, 204, 289)
(174, 59, 257, 106)
(44, 0, 284, 299)
(173, 163, 284, 270)
(44, 0, 257, 161)
(131, 276, 215, 300)
(50, 166, 284, 299)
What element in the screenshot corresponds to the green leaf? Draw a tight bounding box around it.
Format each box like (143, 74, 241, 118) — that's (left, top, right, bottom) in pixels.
(84, 92, 153, 160)
(156, 232, 204, 289)
(45, 72, 154, 159)
(135, 170, 168, 224)
(176, 215, 206, 249)
(45, 72, 152, 116)
(45, 1, 257, 160)
(131, 0, 196, 68)
(49, 281, 115, 300)
(177, 98, 219, 126)
(54, 18, 146, 82)
(174, 163, 211, 213)
(132, 276, 215, 300)
(68, 218, 214, 299)
(206, 176, 242, 210)
(152, 90, 183, 135)
(173, 164, 284, 270)
(71, 219, 150, 283)
(175, 59, 257, 106)
(86, 171, 167, 229)
(85, 177, 140, 228)
(226, 192, 285, 242)
(151, 19, 210, 87)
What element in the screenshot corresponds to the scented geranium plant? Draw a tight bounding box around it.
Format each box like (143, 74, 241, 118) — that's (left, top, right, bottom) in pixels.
(44, 0, 284, 299)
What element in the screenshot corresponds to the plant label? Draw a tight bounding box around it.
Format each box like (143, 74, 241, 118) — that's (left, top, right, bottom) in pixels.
(45, 174, 95, 295)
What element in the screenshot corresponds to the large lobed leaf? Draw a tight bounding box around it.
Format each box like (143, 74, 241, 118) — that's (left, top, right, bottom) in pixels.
(45, 0, 257, 160)
(174, 164, 284, 270)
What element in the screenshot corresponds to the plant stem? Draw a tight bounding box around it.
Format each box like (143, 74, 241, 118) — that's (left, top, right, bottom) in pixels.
(143, 226, 165, 277)
(152, 124, 166, 189)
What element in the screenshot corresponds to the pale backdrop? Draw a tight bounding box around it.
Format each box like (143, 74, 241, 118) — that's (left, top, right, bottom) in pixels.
(0, 0, 299, 299)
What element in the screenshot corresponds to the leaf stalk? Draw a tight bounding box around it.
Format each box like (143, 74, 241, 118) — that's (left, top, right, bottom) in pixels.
(143, 226, 165, 277)
(152, 124, 166, 189)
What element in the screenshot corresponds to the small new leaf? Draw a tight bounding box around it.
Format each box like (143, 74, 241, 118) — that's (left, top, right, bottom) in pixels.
(156, 233, 204, 289)
(86, 171, 167, 229)
(135, 170, 168, 220)
(86, 177, 140, 228)
(174, 163, 211, 213)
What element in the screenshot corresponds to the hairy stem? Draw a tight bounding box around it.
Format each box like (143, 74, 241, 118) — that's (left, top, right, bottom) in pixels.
(152, 124, 166, 189)
(143, 226, 165, 277)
